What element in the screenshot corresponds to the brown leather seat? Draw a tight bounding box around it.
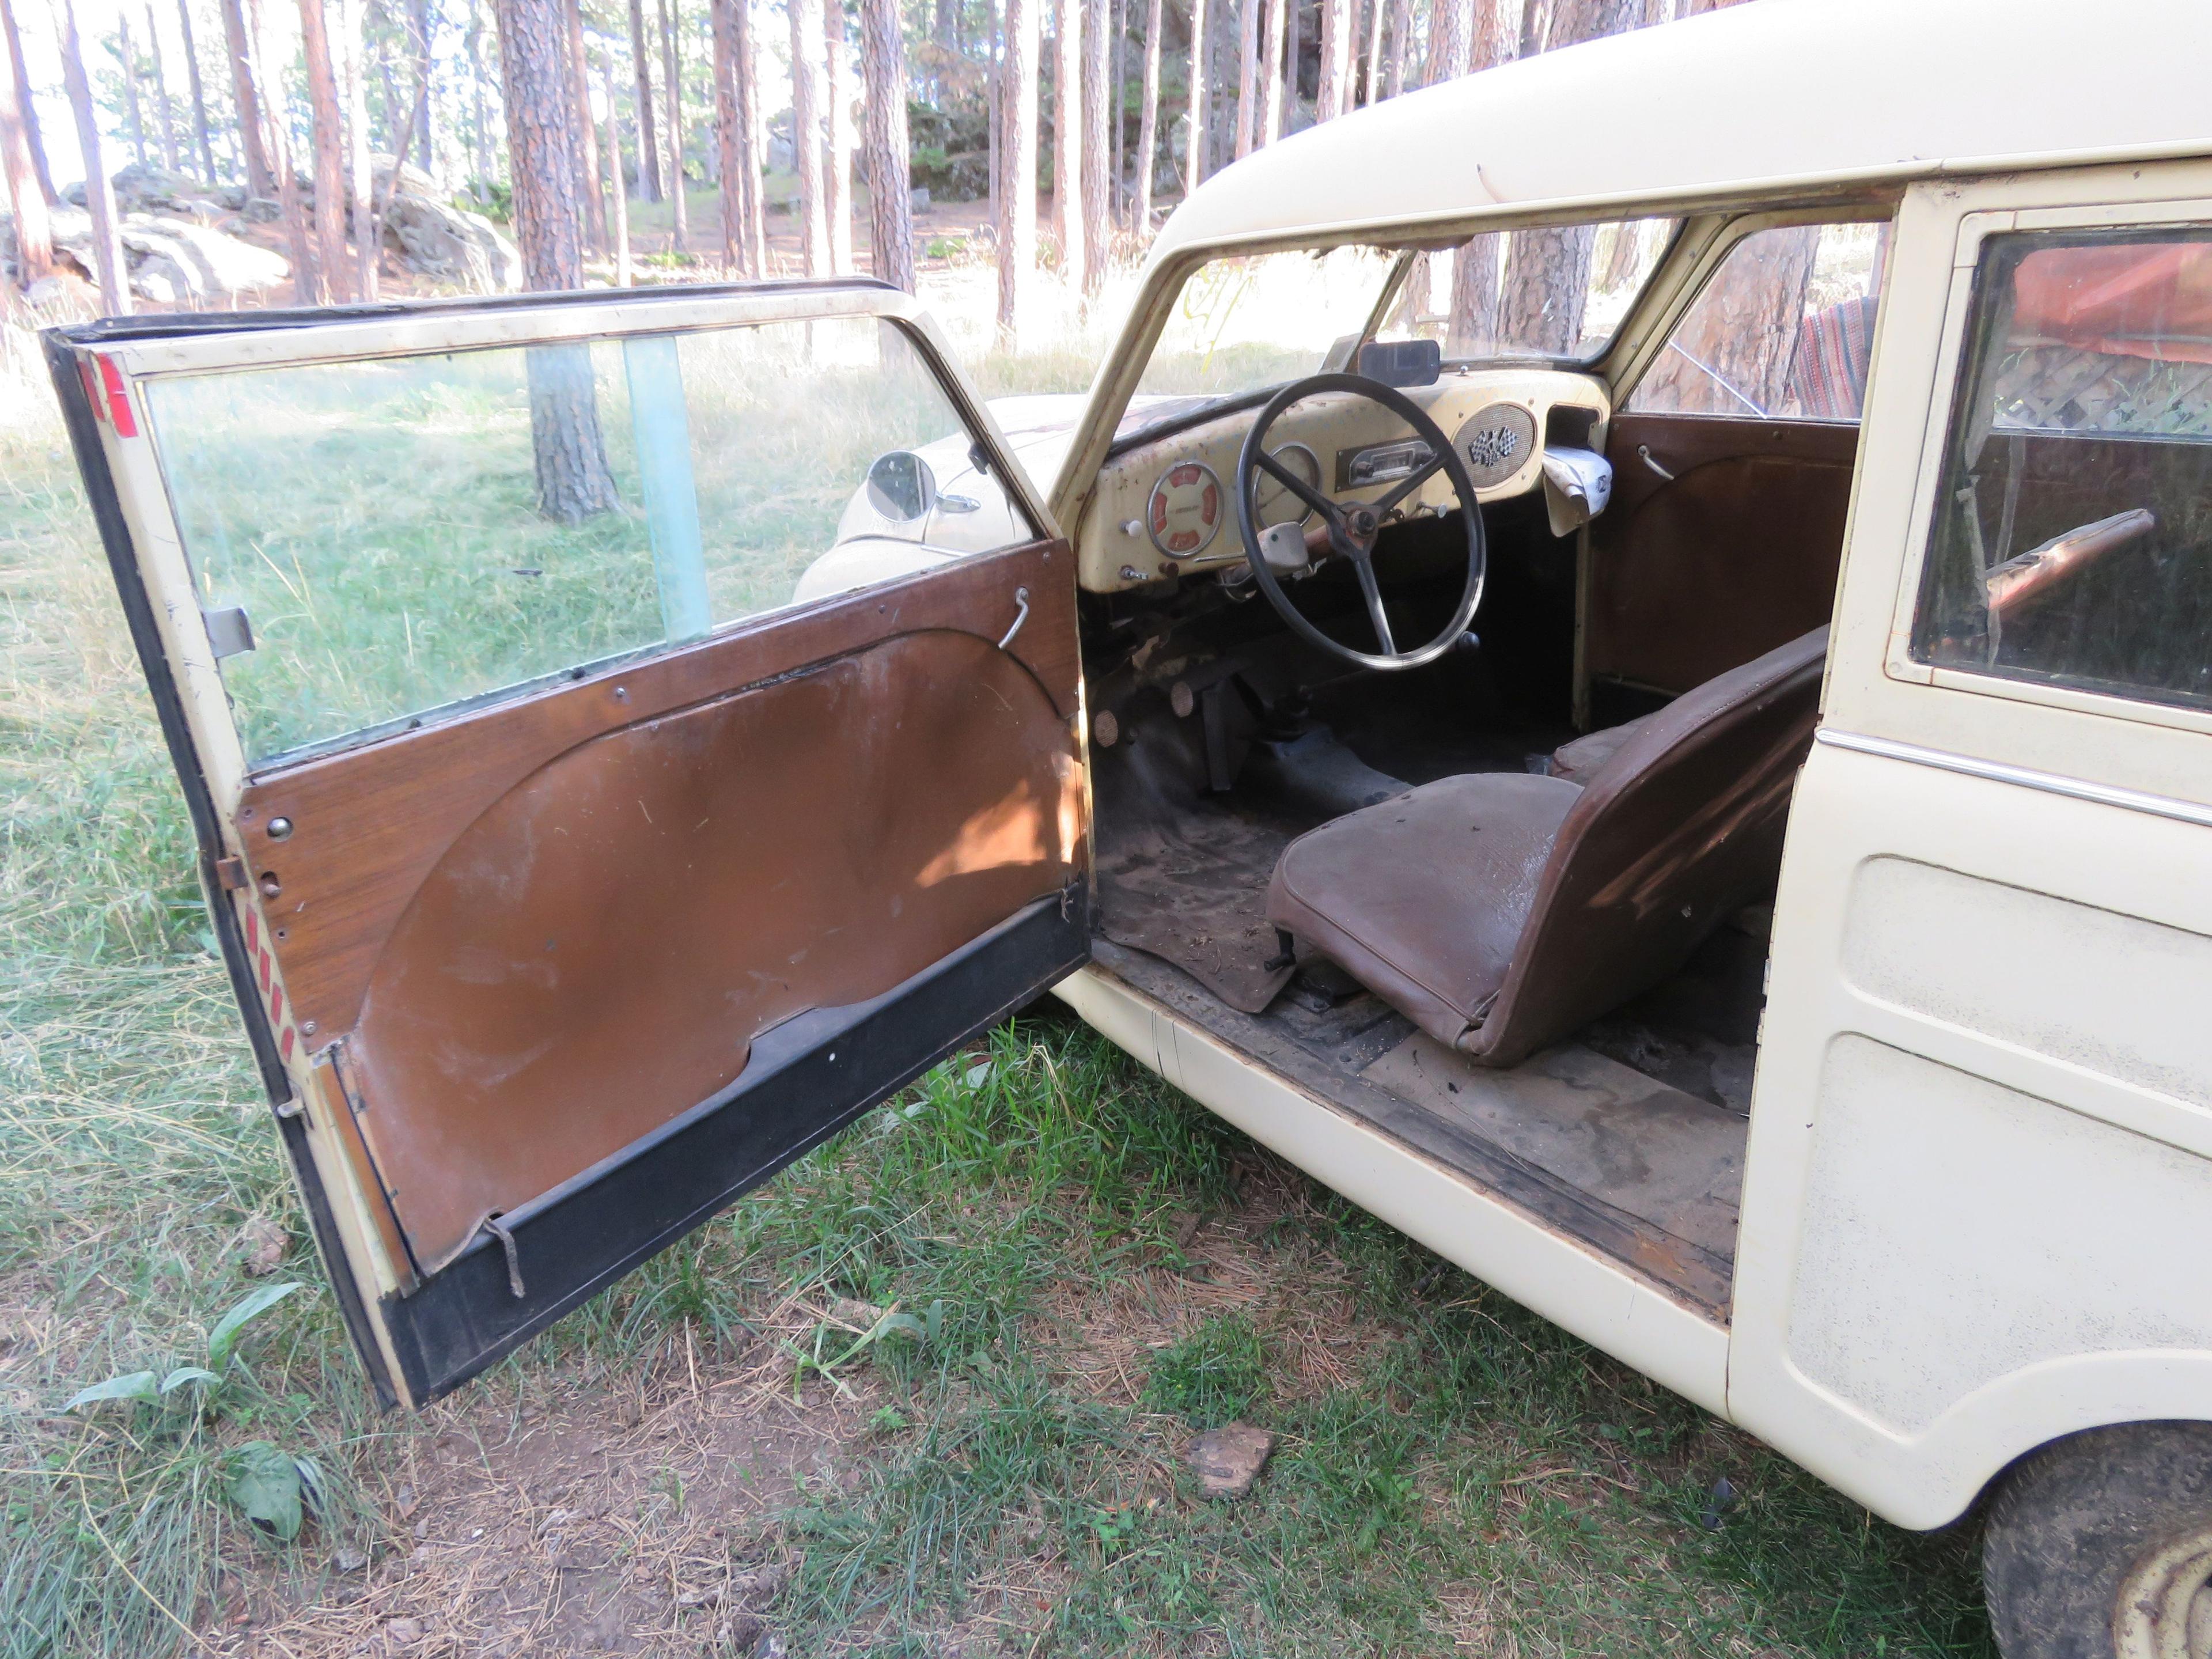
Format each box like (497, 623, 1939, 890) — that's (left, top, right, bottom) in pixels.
(1265, 627, 1828, 1067)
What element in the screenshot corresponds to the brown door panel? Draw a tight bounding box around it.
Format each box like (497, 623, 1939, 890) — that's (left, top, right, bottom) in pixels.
(240, 540, 1077, 1044)
(236, 540, 1084, 1276)
(1593, 414, 1858, 695)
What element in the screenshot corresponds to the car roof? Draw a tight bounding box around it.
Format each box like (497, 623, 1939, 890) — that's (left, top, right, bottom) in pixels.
(1153, 0, 2212, 262)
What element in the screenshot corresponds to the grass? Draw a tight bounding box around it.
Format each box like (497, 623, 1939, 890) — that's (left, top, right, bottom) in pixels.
(0, 312, 1998, 1654)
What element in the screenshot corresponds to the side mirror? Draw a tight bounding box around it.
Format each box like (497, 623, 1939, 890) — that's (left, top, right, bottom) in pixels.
(866, 450, 937, 522)
(1357, 338, 1442, 388)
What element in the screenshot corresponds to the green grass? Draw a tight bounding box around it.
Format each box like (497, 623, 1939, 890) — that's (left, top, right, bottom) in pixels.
(0, 343, 1997, 1656)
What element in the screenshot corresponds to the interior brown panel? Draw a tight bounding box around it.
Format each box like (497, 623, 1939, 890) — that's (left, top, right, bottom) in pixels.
(238, 540, 1076, 1047)
(347, 629, 1081, 1268)
(1591, 414, 1859, 695)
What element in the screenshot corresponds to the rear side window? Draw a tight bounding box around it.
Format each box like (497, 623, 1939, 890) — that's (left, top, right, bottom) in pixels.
(1628, 221, 1888, 421)
(1909, 229, 2212, 714)
(147, 315, 1027, 768)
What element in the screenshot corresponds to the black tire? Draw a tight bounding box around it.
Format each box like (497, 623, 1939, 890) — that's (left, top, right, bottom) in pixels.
(1984, 1421, 2212, 1659)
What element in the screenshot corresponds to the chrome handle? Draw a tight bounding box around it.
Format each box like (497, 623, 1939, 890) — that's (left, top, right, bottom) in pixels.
(1637, 444, 1676, 482)
(998, 586, 1031, 649)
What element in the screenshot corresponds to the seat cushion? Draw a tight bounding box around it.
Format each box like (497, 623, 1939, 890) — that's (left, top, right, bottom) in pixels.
(1265, 772, 1585, 1048)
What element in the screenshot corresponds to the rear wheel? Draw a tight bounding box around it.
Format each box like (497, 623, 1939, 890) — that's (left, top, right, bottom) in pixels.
(1984, 1422, 2212, 1659)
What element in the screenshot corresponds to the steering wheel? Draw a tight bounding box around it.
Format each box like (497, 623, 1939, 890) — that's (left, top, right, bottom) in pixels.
(1234, 372, 1487, 672)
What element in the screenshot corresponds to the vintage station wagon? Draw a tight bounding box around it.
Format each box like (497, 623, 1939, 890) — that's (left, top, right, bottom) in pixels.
(47, 0, 2212, 1651)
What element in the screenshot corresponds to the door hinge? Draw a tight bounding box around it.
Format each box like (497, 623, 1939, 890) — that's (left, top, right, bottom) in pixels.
(215, 854, 248, 891)
(203, 605, 255, 660)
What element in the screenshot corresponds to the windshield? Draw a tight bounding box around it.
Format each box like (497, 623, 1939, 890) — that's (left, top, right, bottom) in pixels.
(1129, 219, 1675, 441)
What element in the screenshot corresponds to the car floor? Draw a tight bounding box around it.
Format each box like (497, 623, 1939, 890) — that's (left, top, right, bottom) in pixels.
(1089, 669, 1762, 1321)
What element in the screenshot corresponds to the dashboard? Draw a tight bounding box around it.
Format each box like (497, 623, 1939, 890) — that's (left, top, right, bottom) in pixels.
(1074, 367, 1612, 593)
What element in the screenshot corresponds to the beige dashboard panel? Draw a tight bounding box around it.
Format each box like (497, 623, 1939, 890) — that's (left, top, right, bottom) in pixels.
(1077, 369, 1610, 592)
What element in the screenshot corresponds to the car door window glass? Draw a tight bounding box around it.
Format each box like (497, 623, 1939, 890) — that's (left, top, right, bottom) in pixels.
(147, 315, 1024, 767)
(1909, 229, 2212, 714)
(1628, 221, 1888, 420)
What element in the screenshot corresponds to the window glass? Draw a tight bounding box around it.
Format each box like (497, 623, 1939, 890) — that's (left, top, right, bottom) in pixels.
(1375, 217, 1675, 363)
(1629, 221, 1888, 419)
(148, 315, 1018, 766)
(1126, 220, 1676, 443)
(1910, 230, 2212, 713)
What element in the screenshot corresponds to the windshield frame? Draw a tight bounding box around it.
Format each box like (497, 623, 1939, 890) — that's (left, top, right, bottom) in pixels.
(1112, 223, 1682, 452)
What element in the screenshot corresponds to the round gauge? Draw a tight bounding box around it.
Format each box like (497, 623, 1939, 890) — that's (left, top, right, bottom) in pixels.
(1252, 442, 1322, 528)
(1147, 461, 1222, 557)
(1452, 403, 1539, 491)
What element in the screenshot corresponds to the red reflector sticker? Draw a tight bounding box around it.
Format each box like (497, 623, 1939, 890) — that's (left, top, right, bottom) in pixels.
(96, 356, 138, 437)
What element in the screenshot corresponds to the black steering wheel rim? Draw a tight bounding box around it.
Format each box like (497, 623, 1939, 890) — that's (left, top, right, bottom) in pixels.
(1234, 371, 1487, 672)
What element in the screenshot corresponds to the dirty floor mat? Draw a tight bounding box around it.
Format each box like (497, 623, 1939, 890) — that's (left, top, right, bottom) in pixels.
(1095, 805, 1300, 1013)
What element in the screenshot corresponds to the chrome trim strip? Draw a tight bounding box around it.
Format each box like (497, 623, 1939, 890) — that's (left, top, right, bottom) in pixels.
(1816, 728, 2212, 832)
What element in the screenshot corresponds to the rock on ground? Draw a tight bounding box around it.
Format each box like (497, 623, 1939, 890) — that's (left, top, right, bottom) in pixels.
(1190, 1422, 1277, 1498)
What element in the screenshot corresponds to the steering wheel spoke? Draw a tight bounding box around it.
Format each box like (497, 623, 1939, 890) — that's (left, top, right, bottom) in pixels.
(1374, 448, 1446, 518)
(1352, 557, 1398, 655)
(1233, 372, 1487, 673)
(1252, 446, 1340, 520)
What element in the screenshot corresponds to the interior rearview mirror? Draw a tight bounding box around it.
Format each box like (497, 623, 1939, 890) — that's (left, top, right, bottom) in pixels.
(866, 450, 937, 522)
(1357, 338, 1442, 388)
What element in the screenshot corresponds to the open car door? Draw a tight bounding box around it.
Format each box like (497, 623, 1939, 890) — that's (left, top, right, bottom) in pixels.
(47, 283, 1089, 1407)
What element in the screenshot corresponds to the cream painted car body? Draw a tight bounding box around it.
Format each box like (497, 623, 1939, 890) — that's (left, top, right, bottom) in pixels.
(1037, 0, 2212, 1535)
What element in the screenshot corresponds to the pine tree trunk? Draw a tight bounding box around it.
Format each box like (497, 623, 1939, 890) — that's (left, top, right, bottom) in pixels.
(709, 0, 763, 273)
(0, 6, 51, 283)
(1380, 0, 1408, 96)
(176, 0, 217, 181)
(1362, 0, 1382, 104)
(493, 0, 620, 521)
(0, 0, 53, 204)
(660, 0, 687, 248)
(786, 0, 827, 274)
(59, 0, 128, 311)
(1109, 0, 1124, 225)
(407, 0, 431, 169)
(825, 22, 852, 272)
(119, 16, 149, 166)
(1233, 0, 1255, 155)
(995, 0, 1036, 337)
(299, 0, 347, 301)
(1280, 0, 1297, 131)
(468, 10, 495, 198)
(1494, 0, 1631, 352)
(628, 0, 662, 202)
(1130, 0, 1157, 230)
(1634, 226, 1819, 414)
(1444, 0, 1505, 351)
(1182, 0, 1205, 194)
(250, 0, 320, 305)
(1314, 0, 1346, 120)
(143, 6, 180, 170)
(1053, 0, 1081, 286)
(339, 0, 375, 296)
(563, 0, 607, 249)
(602, 44, 632, 282)
(1078, 0, 1107, 294)
(1257, 0, 1283, 142)
(219, 0, 275, 199)
(859, 0, 912, 290)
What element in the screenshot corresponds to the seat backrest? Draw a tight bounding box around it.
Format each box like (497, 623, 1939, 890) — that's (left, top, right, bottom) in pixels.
(1469, 627, 1828, 1066)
